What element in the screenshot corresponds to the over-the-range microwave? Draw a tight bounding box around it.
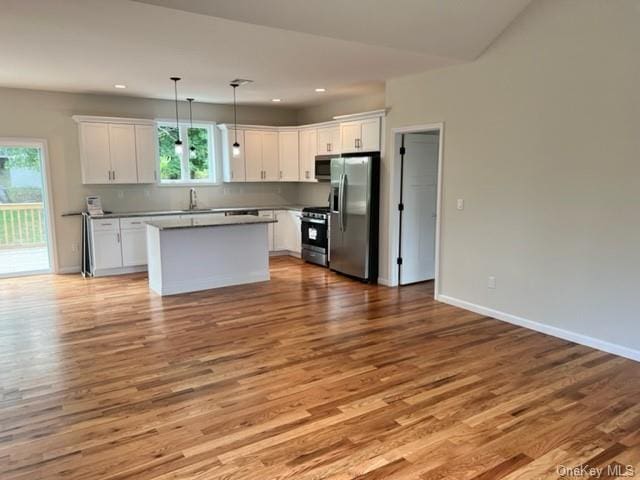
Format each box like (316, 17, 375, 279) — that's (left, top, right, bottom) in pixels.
(314, 155, 335, 181)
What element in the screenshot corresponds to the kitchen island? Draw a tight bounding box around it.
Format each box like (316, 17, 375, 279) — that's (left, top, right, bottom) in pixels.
(146, 215, 276, 296)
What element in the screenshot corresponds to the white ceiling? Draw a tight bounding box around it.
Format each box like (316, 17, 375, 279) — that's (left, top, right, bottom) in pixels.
(0, 0, 531, 106)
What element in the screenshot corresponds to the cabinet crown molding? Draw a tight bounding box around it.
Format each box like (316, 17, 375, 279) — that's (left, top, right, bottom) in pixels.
(333, 109, 386, 121)
(72, 115, 156, 125)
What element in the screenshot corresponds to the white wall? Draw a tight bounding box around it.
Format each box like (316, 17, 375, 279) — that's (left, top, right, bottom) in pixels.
(384, 0, 640, 354)
(0, 87, 299, 271)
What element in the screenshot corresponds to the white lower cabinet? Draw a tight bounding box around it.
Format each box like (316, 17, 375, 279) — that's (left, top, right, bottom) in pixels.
(273, 210, 301, 254)
(89, 210, 303, 276)
(259, 210, 275, 251)
(120, 217, 149, 267)
(90, 219, 123, 271)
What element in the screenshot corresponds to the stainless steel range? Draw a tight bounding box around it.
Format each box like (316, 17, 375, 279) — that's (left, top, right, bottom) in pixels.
(301, 206, 330, 267)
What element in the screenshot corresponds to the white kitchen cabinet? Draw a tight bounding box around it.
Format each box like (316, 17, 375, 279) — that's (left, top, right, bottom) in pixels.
(108, 124, 138, 183)
(135, 125, 157, 183)
(273, 210, 301, 254)
(221, 128, 246, 182)
(259, 210, 275, 251)
(75, 116, 158, 184)
(120, 217, 149, 267)
(244, 130, 279, 182)
(278, 130, 299, 181)
(273, 210, 291, 251)
(262, 132, 279, 181)
(317, 126, 341, 155)
(340, 118, 381, 153)
(244, 130, 263, 182)
(90, 219, 123, 271)
(289, 211, 302, 254)
(298, 129, 317, 182)
(79, 122, 111, 184)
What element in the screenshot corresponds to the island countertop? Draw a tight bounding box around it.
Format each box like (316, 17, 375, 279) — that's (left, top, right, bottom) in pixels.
(146, 215, 277, 230)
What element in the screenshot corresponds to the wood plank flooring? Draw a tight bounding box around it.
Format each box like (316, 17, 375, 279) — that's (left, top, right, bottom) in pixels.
(1, 256, 639, 479)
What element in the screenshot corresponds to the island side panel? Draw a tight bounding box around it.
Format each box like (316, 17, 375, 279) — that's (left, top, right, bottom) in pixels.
(146, 225, 164, 295)
(155, 223, 270, 296)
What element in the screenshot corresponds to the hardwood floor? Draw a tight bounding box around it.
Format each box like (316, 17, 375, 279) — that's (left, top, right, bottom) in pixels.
(1, 257, 639, 479)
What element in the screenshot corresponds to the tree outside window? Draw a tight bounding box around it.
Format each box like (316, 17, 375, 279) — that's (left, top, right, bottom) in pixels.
(158, 123, 214, 183)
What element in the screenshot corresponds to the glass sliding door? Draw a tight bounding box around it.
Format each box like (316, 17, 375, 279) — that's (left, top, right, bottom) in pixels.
(0, 141, 52, 276)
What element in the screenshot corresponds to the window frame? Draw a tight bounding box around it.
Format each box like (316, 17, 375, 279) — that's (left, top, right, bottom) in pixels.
(156, 121, 218, 186)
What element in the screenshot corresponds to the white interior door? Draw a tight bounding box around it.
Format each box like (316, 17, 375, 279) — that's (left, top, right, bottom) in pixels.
(400, 132, 439, 285)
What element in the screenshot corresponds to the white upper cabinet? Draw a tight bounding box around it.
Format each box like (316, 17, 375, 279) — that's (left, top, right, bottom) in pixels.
(244, 130, 264, 182)
(278, 130, 299, 181)
(79, 122, 111, 184)
(317, 125, 341, 155)
(340, 117, 381, 154)
(74, 116, 157, 185)
(108, 124, 138, 183)
(221, 127, 246, 182)
(135, 125, 157, 183)
(244, 130, 279, 182)
(218, 111, 383, 183)
(262, 131, 279, 181)
(299, 129, 317, 182)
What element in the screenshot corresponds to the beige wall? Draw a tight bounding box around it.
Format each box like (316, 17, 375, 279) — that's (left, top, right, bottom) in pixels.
(0, 87, 299, 271)
(384, 0, 640, 353)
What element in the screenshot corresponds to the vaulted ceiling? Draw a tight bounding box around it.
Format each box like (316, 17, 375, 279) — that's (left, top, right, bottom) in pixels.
(0, 0, 532, 105)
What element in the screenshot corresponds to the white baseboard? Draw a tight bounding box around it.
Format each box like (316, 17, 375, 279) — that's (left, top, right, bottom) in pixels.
(377, 277, 394, 287)
(437, 294, 640, 363)
(57, 266, 81, 274)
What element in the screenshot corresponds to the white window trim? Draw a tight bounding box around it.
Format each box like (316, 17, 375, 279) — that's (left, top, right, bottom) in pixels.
(156, 120, 219, 186)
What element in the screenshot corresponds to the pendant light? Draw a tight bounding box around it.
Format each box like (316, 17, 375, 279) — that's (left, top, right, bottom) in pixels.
(230, 82, 241, 157)
(187, 97, 196, 159)
(170, 77, 183, 156)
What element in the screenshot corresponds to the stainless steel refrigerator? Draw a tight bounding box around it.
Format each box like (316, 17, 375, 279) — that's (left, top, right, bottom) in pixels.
(329, 153, 380, 283)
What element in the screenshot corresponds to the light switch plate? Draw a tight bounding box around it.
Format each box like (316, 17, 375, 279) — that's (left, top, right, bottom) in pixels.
(488, 276, 496, 289)
(457, 199, 464, 210)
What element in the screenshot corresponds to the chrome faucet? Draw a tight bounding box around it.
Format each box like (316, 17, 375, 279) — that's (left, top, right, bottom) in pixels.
(188, 188, 198, 210)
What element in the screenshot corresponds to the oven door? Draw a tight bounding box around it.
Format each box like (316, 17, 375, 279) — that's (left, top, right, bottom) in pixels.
(301, 217, 328, 253)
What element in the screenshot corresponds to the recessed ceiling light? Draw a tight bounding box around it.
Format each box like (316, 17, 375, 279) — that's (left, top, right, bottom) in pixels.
(271, 98, 281, 102)
(315, 88, 326, 92)
(114, 84, 127, 89)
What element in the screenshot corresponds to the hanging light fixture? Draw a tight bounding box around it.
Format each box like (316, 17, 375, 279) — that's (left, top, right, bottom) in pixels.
(187, 97, 196, 159)
(170, 77, 183, 156)
(230, 81, 241, 157)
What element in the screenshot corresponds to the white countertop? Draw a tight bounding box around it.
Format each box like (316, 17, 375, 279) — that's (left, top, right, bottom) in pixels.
(146, 215, 277, 230)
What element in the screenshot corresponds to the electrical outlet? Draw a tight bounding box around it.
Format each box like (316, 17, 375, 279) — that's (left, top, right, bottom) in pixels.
(457, 199, 464, 210)
(488, 276, 496, 289)
(71, 242, 79, 253)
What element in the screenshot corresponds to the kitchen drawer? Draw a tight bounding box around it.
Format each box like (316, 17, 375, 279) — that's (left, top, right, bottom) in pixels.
(91, 218, 120, 232)
(120, 217, 149, 230)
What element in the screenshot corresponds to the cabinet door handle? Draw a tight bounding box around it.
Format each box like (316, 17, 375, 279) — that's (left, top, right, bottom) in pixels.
(327, 143, 331, 152)
(154, 170, 157, 181)
(354, 138, 358, 149)
(117, 232, 121, 243)
(279, 170, 282, 179)
(231, 170, 234, 179)
(113, 170, 116, 181)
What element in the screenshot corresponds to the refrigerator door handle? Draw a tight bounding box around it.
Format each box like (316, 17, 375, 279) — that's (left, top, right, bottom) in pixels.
(340, 173, 347, 232)
(338, 173, 344, 232)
